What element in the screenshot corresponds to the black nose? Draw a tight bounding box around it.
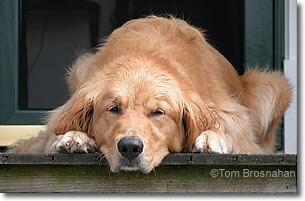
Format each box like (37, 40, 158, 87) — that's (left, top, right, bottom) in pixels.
(117, 136, 144, 159)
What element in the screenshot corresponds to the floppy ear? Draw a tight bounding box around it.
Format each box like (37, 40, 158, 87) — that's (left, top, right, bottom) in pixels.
(48, 90, 95, 137)
(182, 94, 217, 151)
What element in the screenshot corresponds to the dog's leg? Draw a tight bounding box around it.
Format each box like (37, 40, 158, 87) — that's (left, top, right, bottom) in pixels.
(53, 131, 96, 153)
(192, 101, 266, 154)
(193, 129, 228, 153)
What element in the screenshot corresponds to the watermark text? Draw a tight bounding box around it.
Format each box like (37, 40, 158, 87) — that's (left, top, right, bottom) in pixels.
(210, 168, 295, 179)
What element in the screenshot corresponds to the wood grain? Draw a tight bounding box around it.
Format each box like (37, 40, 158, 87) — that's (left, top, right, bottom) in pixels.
(0, 153, 297, 193)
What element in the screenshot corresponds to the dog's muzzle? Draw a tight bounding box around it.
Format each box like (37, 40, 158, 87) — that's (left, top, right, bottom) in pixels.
(117, 136, 144, 159)
(115, 136, 147, 172)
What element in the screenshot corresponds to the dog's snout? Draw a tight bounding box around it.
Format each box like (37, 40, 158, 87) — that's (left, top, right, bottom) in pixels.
(117, 136, 143, 159)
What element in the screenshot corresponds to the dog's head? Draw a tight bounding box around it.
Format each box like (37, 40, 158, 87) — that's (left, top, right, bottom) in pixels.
(51, 55, 214, 173)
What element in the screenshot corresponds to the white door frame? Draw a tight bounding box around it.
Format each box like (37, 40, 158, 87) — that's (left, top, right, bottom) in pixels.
(284, 0, 298, 154)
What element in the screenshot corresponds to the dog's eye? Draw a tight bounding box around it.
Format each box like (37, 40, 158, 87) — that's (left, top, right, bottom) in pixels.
(107, 105, 121, 114)
(151, 108, 165, 116)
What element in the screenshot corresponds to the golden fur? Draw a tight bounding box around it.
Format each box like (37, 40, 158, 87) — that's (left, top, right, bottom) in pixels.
(8, 16, 292, 173)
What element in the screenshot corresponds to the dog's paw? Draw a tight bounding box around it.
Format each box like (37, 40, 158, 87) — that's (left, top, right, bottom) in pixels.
(54, 131, 96, 153)
(193, 130, 228, 154)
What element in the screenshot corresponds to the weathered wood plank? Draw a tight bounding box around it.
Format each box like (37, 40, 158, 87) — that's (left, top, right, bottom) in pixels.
(0, 153, 297, 166)
(0, 153, 297, 193)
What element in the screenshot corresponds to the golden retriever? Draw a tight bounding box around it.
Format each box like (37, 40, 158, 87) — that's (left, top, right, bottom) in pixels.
(8, 16, 292, 173)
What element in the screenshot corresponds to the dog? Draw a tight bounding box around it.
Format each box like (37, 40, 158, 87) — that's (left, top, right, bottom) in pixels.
(8, 16, 292, 173)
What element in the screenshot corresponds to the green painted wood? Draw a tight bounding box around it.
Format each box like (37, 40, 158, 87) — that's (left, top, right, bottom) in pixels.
(274, 0, 285, 71)
(273, 0, 285, 151)
(0, 153, 297, 193)
(0, 0, 19, 124)
(243, 0, 285, 69)
(0, 0, 47, 125)
(3, 110, 46, 125)
(244, 0, 274, 69)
